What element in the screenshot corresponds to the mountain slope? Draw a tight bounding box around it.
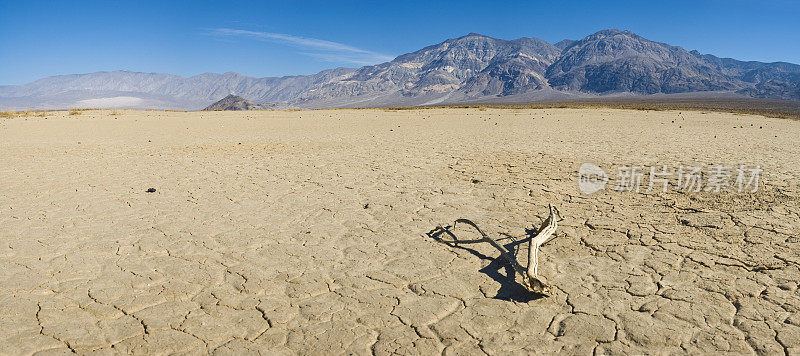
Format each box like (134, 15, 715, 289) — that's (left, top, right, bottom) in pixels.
(1, 29, 799, 110)
(546, 30, 741, 94)
(294, 33, 561, 105)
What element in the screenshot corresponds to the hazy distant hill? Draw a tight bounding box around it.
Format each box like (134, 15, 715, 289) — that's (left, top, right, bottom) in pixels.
(0, 69, 355, 110)
(203, 94, 264, 111)
(1, 29, 798, 110)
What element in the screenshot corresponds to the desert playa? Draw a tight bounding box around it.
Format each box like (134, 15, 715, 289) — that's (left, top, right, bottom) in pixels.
(1, 107, 798, 354)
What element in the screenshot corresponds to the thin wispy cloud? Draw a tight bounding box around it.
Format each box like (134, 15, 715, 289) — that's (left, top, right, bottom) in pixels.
(212, 28, 394, 66)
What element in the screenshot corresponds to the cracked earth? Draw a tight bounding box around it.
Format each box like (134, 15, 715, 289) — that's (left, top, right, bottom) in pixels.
(0, 108, 798, 355)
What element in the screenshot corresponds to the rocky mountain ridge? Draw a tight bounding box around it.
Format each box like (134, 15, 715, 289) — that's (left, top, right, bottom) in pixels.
(1, 29, 798, 110)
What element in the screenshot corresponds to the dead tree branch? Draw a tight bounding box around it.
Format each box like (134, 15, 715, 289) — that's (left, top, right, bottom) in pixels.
(431, 204, 561, 296)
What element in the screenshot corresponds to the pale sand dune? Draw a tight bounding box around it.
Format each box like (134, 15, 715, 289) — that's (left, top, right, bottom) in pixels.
(75, 97, 145, 108)
(0, 108, 798, 354)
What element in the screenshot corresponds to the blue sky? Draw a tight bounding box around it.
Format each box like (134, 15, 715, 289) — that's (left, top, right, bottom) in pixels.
(1, 0, 798, 85)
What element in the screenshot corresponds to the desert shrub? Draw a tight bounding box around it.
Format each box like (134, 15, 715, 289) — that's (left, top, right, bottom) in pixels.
(1, 109, 50, 118)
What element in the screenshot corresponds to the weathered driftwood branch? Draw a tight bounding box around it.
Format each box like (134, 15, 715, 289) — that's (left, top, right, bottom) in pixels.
(431, 204, 560, 295)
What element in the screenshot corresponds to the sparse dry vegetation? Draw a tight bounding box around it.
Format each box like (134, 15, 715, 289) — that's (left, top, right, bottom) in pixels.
(0, 109, 52, 118)
(344, 98, 800, 120)
(443, 98, 800, 120)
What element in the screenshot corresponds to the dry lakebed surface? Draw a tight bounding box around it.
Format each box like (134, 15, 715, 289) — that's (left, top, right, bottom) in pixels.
(1, 108, 798, 355)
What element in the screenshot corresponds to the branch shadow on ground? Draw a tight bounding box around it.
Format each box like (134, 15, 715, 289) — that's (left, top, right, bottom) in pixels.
(426, 226, 546, 303)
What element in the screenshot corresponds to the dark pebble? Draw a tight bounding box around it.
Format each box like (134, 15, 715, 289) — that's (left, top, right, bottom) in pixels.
(146, 188, 156, 193)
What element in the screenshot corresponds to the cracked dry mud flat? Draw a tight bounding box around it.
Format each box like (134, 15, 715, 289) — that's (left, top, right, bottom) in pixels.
(0, 108, 798, 355)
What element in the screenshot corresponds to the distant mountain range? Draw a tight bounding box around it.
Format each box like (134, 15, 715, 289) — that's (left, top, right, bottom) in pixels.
(1, 29, 798, 110)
